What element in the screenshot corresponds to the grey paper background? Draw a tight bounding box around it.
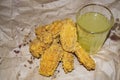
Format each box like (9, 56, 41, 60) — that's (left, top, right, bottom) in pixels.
(0, 0, 120, 80)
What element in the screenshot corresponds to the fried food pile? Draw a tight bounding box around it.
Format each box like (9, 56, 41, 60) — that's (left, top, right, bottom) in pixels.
(29, 18, 95, 76)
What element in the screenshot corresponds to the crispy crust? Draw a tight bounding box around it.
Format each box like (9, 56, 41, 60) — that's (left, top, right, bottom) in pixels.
(75, 43, 95, 70)
(60, 19, 77, 52)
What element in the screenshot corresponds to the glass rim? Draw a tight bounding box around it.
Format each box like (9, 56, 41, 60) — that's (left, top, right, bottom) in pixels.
(76, 3, 114, 34)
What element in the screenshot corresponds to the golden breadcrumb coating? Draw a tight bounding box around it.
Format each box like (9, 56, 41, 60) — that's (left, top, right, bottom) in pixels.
(29, 39, 45, 58)
(35, 26, 45, 41)
(60, 19, 77, 52)
(35, 26, 53, 44)
(45, 20, 63, 38)
(75, 43, 95, 70)
(62, 51, 74, 73)
(39, 42, 62, 76)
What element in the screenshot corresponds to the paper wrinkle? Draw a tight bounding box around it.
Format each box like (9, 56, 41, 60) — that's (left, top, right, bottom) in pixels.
(0, 0, 120, 80)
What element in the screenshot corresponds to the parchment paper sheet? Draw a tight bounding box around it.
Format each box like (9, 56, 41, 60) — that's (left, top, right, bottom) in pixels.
(0, 0, 120, 80)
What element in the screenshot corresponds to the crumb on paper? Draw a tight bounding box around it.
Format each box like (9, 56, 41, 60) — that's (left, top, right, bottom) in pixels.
(116, 18, 119, 22)
(110, 33, 120, 41)
(27, 60, 33, 64)
(18, 45, 22, 48)
(29, 67, 32, 69)
(24, 64, 27, 67)
(14, 50, 20, 54)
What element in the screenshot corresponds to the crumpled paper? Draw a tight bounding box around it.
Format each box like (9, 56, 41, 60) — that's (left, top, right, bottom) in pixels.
(0, 0, 120, 80)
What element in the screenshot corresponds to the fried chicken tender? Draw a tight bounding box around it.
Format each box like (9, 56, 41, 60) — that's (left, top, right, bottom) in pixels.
(39, 41, 63, 76)
(45, 20, 63, 38)
(29, 39, 45, 58)
(35, 26, 53, 44)
(60, 19, 77, 52)
(75, 43, 95, 70)
(62, 51, 74, 73)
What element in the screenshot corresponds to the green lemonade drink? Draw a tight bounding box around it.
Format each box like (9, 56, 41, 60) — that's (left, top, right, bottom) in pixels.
(77, 12, 112, 54)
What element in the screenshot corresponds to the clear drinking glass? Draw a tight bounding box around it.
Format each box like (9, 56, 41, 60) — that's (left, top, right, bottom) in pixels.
(76, 4, 114, 54)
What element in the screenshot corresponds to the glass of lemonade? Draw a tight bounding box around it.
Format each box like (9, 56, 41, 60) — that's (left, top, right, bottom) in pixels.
(76, 4, 114, 54)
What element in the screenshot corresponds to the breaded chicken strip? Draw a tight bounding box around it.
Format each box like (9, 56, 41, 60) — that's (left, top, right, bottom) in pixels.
(39, 41, 62, 76)
(60, 19, 77, 52)
(29, 39, 45, 58)
(75, 43, 95, 70)
(62, 51, 74, 73)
